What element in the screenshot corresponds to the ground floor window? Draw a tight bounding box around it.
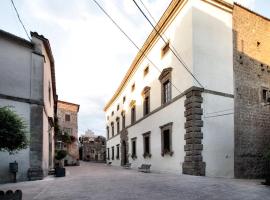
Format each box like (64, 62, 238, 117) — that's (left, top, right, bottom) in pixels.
(107, 148, 110, 160)
(131, 137, 137, 159)
(160, 122, 173, 156)
(116, 144, 120, 159)
(112, 146, 114, 160)
(143, 132, 151, 158)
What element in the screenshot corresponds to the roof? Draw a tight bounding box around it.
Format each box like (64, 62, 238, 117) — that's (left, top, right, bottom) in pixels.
(58, 100, 80, 112)
(0, 29, 33, 48)
(103, 0, 233, 111)
(234, 3, 270, 22)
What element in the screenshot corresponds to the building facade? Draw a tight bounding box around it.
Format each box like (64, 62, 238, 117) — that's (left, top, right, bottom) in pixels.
(57, 100, 80, 165)
(104, 0, 270, 178)
(81, 131, 106, 162)
(0, 30, 57, 183)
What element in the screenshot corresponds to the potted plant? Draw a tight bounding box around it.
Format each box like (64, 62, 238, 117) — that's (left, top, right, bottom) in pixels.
(55, 150, 67, 177)
(0, 107, 28, 182)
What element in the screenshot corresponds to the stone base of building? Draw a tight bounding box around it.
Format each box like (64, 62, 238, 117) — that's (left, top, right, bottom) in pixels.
(27, 167, 43, 181)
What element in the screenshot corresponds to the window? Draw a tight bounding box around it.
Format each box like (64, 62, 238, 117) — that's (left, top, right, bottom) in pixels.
(131, 83, 135, 92)
(131, 137, 137, 159)
(131, 105, 136, 124)
(144, 66, 149, 77)
(48, 81, 51, 105)
(111, 122, 114, 137)
(262, 88, 270, 102)
(107, 116, 109, 121)
(106, 126, 109, 139)
(142, 86, 151, 116)
(161, 41, 170, 57)
(117, 104, 120, 111)
(123, 96, 126, 103)
(116, 144, 120, 159)
(143, 132, 151, 158)
(65, 114, 70, 122)
(63, 128, 72, 135)
(159, 67, 172, 104)
(160, 122, 173, 156)
(121, 111, 126, 129)
(163, 80, 171, 103)
(107, 148, 110, 160)
(112, 146, 114, 160)
(111, 111, 114, 116)
(116, 117, 120, 134)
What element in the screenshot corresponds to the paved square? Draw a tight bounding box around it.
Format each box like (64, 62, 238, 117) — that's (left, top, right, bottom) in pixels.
(0, 162, 270, 200)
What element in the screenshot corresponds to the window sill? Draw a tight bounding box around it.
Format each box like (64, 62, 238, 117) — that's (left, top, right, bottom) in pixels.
(143, 153, 152, 158)
(161, 151, 174, 157)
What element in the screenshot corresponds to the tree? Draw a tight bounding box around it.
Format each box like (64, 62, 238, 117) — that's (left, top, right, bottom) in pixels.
(0, 107, 28, 154)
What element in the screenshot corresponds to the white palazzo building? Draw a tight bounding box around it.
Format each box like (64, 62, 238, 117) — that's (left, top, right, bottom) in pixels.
(104, 0, 270, 178)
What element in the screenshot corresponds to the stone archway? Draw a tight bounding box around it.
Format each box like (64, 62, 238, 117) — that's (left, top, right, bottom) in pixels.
(120, 129, 129, 166)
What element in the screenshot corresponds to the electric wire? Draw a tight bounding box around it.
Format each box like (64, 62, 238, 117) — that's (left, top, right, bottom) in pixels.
(132, 0, 204, 88)
(90, 0, 183, 95)
(204, 112, 234, 118)
(10, 0, 31, 40)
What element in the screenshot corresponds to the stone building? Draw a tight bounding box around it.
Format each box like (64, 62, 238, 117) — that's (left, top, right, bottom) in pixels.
(0, 30, 57, 183)
(81, 131, 106, 162)
(105, 0, 270, 178)
(57, 100, 80, 165)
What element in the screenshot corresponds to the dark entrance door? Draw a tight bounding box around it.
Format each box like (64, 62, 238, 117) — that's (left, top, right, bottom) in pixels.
(122, 140, 127, 165)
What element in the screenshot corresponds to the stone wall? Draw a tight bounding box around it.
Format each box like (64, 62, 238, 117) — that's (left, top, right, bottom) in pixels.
(57, 101, 79, 163)
(233, 4, 270, 178)
(82, 137, 106, 162)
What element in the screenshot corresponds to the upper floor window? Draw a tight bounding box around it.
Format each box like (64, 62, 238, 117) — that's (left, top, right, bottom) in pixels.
(261, 87, 270, 103)
(121, 111, 126, 130)
(63, 127, 72, 135)
(161, 41, 170, 58)
(116, 117, 120, 134)
(123, 96, 126, 103)
(159, 67, 172, 104)
(117, 104, 120, 111)
(144, 66, 149, 77)
(65, 114, 70, 122)
(48, 81, 51, 105)
(163, 80, 171, 104)
(111, 111, 114, 116)
(131, 83, 135, 92)
(107, 116, 109, 121)
(130, 101, 136, 125)
(111, 122, 114, 137)
(106, 126, 109, 139)
(142, 86, 151, 116)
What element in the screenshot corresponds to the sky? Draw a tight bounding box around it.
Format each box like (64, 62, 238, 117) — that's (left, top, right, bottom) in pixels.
(0, 0, 269, 137)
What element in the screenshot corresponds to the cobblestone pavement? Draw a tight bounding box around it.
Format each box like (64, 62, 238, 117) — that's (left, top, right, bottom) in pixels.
(0, 162, 270, 200)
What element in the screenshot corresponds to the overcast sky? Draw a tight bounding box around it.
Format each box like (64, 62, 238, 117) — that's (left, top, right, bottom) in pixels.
(0, 0, 269, 137)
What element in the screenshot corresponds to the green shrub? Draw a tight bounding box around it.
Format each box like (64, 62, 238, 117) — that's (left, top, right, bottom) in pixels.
(0, 107, 28, 154)
(55, 150, 67, 160)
